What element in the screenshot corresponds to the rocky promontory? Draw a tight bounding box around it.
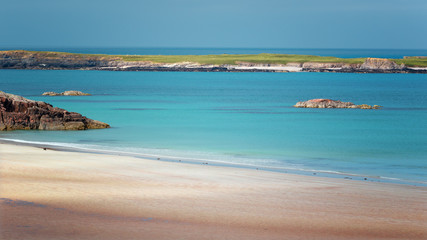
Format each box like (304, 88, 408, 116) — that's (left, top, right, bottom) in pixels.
(0, 91, 109, 130)
(42, 90, 91, 96)
(294, 99, 381, 109)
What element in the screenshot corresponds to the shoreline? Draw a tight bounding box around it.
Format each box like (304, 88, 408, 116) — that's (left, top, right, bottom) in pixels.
(1, 50, 427, 73)
(3, 64, 427, 74)
(1, 138, 425, 187)
(1, 142, 426, 240)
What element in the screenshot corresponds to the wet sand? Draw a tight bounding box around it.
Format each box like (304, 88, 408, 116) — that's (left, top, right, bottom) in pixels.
(1, 143, 426, 240)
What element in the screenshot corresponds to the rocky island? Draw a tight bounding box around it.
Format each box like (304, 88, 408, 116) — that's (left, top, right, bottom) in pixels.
(0, 91, 109, 130)
(0, 50, 426, 73)
(294, 99, 382, 109)
(42, 90, 91, 96)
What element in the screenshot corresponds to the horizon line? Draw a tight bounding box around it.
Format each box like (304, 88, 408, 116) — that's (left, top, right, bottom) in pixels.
(1, 46, 427, 51)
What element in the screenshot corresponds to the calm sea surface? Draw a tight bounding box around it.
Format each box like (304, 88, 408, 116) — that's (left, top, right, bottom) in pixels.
(0, 48, 426, 185)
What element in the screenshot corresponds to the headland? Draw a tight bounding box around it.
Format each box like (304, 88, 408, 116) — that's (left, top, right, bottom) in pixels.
(1, 50, 427, 73)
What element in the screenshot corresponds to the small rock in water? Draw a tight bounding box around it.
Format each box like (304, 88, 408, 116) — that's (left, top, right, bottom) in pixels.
(294, 99, 382, 109)
(42, 90, 91, 96)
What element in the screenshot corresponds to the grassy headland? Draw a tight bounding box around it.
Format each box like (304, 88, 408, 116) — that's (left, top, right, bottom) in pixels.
(1, 50, 427, 67)
(393, 57, 427, 67)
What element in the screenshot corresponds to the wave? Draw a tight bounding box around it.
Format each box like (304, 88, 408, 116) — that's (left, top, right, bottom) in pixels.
(1, 137, 426, 187)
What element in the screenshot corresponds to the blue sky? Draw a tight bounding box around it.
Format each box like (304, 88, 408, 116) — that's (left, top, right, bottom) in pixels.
(1, 0, 426, 49)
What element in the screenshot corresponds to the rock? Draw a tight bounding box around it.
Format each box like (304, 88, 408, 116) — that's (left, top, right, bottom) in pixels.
(42, 90, 91, 96)
(62, 90, 91, 96)
(42, 91, 61, 96)
(358, 104, 372, 109)
(294, 99, 354, 108)
(294, 99, 382, 109)
(360, 58, 405, 70)
(0, 91, 109, 130)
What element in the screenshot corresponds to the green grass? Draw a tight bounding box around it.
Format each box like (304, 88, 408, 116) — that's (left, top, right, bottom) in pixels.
(2, 50, 115, 59)
(118, 53, 366, 65)
(393, 58, 427, 67)
(2, 50, 427, 67)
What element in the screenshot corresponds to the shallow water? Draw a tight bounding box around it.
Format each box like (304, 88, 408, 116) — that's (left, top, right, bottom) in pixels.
(1, 68, 426, 185)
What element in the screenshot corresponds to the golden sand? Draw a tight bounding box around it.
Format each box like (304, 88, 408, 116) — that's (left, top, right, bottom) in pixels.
(1, 143, 426, 240)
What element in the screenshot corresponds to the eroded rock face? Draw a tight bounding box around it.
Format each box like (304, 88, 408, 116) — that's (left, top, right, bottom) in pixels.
(294, 99, 381, 109)
(0, 91, 109, 130)
(42, 90, 91, 96)
(360, 58, 405, 70)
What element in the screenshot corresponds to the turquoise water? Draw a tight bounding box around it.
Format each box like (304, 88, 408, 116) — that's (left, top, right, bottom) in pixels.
(1, 69, 426, 185)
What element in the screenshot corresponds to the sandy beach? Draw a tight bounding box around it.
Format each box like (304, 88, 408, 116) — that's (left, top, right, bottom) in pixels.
(0, 143, 426, 240)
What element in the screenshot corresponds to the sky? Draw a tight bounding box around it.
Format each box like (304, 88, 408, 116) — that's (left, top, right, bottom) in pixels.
(1, 0, 426, 49)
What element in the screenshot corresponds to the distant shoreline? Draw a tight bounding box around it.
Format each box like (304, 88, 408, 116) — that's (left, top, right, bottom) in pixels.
(1, 50, 427, 73)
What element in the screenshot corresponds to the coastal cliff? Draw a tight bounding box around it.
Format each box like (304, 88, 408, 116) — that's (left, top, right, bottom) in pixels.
(0, 50, 426, 73)
(0, 91, 109, 130)
(360, 58, 405, 70)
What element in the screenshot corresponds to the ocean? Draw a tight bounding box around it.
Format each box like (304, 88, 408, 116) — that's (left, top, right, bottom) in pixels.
(1, 48, 426, 185)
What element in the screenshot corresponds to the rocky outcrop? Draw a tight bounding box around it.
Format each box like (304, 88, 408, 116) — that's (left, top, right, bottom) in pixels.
(360, 58, 405, 70)
(0, 50, 117, 69)
(294, 99, 381, 109)
(42, 90, 91, 96)
(301, 58, 409, 73)
(0, 91, 109, 130)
